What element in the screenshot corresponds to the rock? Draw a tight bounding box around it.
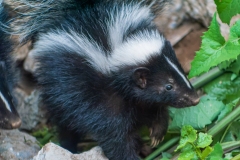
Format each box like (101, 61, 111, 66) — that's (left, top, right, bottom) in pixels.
(0, 129, 40, 160)
(14, 88, 46, 131)
(33, 142, 108, 160)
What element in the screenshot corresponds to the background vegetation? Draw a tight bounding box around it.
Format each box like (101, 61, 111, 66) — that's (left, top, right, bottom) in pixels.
(145, 0, 240, 159)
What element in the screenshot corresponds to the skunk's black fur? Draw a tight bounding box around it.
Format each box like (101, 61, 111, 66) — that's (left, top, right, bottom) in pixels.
(0, 1, 21, 129)
(12, 0, 199, 159)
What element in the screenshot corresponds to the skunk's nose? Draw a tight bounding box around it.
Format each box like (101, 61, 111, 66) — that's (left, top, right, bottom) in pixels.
(192, 97, 200, 106)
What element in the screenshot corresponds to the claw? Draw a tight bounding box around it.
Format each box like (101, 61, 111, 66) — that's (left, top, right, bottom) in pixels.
(154, 139, 159, 147)
(152, 140, 156, 148)
(152, 139, 154, 147)
(149, 128, 152, 136)
(152, 139, 156, 148)
(151, 137, 159, 148)
(161, 136, 164, 142)
(151, 136, 164, 148)
(151, 137, 155, 147)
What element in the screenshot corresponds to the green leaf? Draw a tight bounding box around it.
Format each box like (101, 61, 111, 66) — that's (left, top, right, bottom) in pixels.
(175, 125, 197, 151)
(223, 120, 240, 142)
(181, 143, 194, 152)
(214, 0, 240, 24)
(189, 17, 240, 78)
(219, 55, 240, 75)
(169, 96, 225, 130)
(231, 73, 238, 80)
(201, 146, 214, 160)
(217, 98, 239, 121)
(160, 152, 172, 160)
(176, 126, 214, 160)
(189, 14, 225, 78)
(207, 143, 224, 160)
(204, 73, 240, 104)
(178, 150, 197, 160)
(230, 121, 240, 140)
(228, 20, 240, 44)
(224, 152, 234, 159)
(222, 130, 236, 142)
(196, 133, 213, 148)
(217, 19, 240, 75)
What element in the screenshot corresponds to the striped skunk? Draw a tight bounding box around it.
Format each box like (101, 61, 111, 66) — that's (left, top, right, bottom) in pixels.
(0, 1, 21, 129)
(12, 0, 199, 159)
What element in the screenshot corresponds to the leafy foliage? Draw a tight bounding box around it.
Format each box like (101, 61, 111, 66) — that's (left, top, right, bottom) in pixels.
(204, 73, 240, 104)
(169, 96, 225, 130)
(173, 0, 240, 159)
(160, 152, 173, 160)
(189, 14, 224, 78)
(219, 55, 240, 81)
(214, 0, 240, 24)
(146, 0, 240, 159)
(189, 15, 240, 78)
(222, 120, 240, 142)
(206, 143, 227, 160)
(32, 126, 58, 147)
(175, 126, 213, 160)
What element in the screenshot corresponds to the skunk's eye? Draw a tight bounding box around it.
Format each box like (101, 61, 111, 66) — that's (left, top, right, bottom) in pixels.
(165, 84, 173, 91)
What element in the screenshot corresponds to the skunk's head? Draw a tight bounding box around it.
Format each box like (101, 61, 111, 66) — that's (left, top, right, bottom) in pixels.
(128, 40, 199, 108)
(0, 62, 21, 129)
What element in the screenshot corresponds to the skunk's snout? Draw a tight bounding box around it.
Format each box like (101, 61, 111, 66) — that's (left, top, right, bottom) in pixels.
(191, 97, 200, 106)
(193, 97, 200, 106)
(176, 92, 200, 108)
(186, 92, 200, 106)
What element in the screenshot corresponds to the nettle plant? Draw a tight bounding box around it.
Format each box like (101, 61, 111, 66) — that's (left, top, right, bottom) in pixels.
(145, 0, 240, 160)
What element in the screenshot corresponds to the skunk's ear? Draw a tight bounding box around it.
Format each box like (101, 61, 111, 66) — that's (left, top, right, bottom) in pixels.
(132, 67, 150, 89)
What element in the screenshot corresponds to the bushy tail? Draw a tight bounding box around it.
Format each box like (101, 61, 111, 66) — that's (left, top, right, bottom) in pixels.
(8, 0, 75, 42)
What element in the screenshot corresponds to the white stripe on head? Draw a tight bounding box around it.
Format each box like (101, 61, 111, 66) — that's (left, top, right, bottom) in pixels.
(164, 55, 192, 89)
(0, 91, 12, 112)
(109, 31, 165, 70)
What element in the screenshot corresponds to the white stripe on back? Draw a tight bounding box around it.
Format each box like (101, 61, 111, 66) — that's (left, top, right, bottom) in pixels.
(33, 29, 165, 74)
(0, 91, 12, 112)
(30, 3, 165, 74)
(32, 30, 110, 74)
(164, 55, 192, 89)
(109, 32, 164, 70)
(108, 3, 152, 50)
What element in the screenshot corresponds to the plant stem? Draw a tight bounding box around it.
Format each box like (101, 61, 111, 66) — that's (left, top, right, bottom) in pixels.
(221, 141, 240, 154)
(220, 123, 232, 143)
(208, 105, 240, 136)
(191, 67, 224, 89)
(144, 137, 179, 160)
